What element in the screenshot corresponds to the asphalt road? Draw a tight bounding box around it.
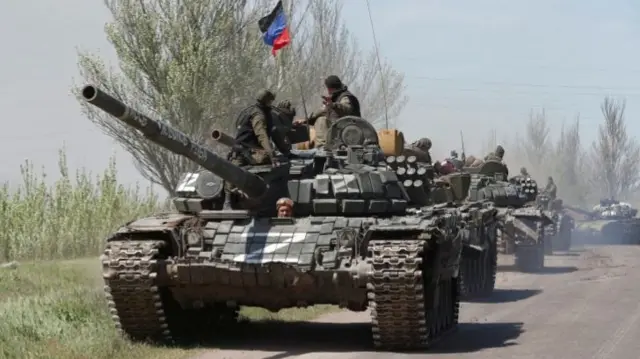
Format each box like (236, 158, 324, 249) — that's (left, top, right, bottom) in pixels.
(192, 244, 640, 359)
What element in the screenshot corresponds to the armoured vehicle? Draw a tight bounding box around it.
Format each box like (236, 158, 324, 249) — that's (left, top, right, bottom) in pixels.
(82, 85, 467, 350)
(379, 132, 499, 298)
(566, 200, 640, 245)
(536, 192, 573, 252)
(465, 162, 552, 273)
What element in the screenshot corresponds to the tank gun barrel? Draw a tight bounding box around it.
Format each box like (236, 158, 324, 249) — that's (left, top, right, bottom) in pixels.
(211, 129, 235, 148)
(81, 85, 267, 198)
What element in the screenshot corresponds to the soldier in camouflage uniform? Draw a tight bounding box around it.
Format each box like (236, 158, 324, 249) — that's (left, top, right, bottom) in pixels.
(408, 138, 432, 164)
(484, 145, 505, 162)
(294, 75, 361, 147)
(224, 90, 288, 209)
(544, 176, 557, 200)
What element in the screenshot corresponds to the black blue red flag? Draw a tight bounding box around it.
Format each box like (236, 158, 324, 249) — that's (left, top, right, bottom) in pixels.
(258, 1, 291, 56)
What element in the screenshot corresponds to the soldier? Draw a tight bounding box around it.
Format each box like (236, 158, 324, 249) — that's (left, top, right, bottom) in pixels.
(409, 138, 432, 164)
(294, 75, 361, 147)
(544, 176, 557, 200)
(276, 197, 294, 218)
(484, 145, 505, 162)
(273, 99, 296, 129)
(224, 90, 287, 209)
(449, 150, 464, 169)
(520, 167, 529, 177)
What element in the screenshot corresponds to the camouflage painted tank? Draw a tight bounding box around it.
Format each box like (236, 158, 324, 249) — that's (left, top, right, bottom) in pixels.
(565, 201, 640, 245)
(82, 85, 467, 350)
(465, 162, 552, 273)
(536, 192, 573, 252)
(384, 148, 499, 299)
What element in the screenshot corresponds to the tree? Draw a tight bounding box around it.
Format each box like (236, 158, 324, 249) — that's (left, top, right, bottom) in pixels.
(518, 109, 551, 176)
(76, 0, 407, 193)
(589, 97, 640, 200)
(553, 116, 588, 205)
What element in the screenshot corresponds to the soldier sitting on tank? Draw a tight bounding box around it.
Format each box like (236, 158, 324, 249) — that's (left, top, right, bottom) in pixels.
(544, 176, 557, 200)
(484, 145, 505, 162)
(408, 138, 432, 164)
(293, 75, 361, 148)
(449, 150, 464, 169)
(276, 197, 294, 218)
(223, 90, 289, 209)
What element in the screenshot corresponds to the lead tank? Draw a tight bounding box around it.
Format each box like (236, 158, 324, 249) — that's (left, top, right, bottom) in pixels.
(465, 161, 553, 273)
(82, 85, 466, 350)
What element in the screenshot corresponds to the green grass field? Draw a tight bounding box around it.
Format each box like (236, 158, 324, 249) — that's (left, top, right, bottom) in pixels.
(0, 152, 337, 359)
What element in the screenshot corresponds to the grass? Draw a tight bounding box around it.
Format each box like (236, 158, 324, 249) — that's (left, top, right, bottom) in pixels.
(0, 150, 339, 359)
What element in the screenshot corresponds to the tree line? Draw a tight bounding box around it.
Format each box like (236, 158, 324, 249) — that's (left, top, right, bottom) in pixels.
(487, 98, 640, 208)
(76, 0, 639, 208)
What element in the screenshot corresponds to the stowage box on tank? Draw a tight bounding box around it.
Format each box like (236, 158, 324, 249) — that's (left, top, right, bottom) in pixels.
(82, 85, 467, 350)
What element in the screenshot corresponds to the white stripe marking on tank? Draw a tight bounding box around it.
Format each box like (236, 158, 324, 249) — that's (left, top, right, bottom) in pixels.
(233, 232, 307, 263)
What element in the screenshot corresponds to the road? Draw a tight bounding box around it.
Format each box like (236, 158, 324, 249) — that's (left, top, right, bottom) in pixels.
(192, 244, 640, 359)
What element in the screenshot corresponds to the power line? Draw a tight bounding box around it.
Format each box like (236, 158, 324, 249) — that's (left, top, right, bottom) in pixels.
(406, 75, 640, 92)
(364, 0, 390, 128)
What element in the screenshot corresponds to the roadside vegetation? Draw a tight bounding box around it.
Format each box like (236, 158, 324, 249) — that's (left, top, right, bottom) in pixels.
(0, 152, 336, 359)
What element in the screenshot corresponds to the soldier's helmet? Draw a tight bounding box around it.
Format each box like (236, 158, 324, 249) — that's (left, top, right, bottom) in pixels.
(256, 89, 276, 106)
(548, 176, 554, 183)
(520, 167, 528, 176)
(450, 150, 458, 158)
(495, 145, 505, 158)
(415, 138, 432, 151)
(276, 100, 296, 116)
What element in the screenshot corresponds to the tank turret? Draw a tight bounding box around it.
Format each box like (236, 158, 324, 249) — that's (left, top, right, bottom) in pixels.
(81, 85, 266, 199)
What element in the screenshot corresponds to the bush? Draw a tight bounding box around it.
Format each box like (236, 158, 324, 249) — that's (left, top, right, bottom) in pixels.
(0, 149, 164, 261)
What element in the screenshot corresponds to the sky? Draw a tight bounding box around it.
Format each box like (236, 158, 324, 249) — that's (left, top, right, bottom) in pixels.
(1, 0, 640, 192)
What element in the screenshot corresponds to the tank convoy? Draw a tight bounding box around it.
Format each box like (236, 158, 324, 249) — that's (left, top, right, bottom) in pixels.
(377, 131, 500, 298)
(566, 199, 640, 245)
(463, 162, 552, 273)
(82, 85, 467, 350)
(535, 191, 573, 252)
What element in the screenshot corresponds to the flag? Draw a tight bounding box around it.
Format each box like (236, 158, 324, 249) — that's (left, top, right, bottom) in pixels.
(258, 1, 291, 56)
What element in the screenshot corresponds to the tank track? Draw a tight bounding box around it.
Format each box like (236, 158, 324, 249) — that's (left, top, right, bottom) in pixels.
(514, 222, 545, 272)
(368, 239, 459, 350)
(101, 239, 173, 342)
(460, 240, 497, 299)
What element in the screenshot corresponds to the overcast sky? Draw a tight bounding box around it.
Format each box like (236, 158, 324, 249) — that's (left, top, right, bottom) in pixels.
(2, 0, 639, 191)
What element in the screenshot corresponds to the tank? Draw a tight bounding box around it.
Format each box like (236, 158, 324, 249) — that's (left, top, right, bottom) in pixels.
(565, 201, 640, 245)
(383, 141, 499, 299)
(82, 85, 466, 350)
(536, 192, 573, 252)
(465, 161, 553, 273)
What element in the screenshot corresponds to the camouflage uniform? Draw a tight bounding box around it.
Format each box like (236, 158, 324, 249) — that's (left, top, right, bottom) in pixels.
(544, 176, 557, 200)
(408, 138, 432, 164)
(299, 75, 361, 147)
(484, 145, 505, 162)
(224, 90, 279, 209)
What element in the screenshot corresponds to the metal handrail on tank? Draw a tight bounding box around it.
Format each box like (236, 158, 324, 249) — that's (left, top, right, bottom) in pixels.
(81, 85, 267, 198)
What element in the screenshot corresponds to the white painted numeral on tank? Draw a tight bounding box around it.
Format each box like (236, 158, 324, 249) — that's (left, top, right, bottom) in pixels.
(175, 172, 199, 192)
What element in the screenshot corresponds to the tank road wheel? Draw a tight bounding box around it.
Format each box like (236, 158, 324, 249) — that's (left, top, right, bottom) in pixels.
(367, 239, 459, 350)
(514, 223, 545, 273)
